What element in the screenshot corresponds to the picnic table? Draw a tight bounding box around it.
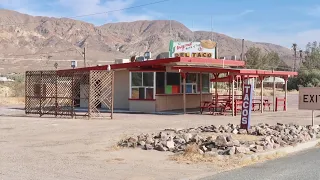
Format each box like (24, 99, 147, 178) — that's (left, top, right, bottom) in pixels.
(200, 98, 239, 115)
(200, 96, 272, 115)
(252, 99, 272, 111)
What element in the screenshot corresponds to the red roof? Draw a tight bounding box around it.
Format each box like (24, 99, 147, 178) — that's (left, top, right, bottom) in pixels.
(56, 57, 297, 77)
(57, 57, 245, 73)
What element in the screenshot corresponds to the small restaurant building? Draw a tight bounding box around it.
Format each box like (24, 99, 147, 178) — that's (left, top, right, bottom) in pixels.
(58, 40, 298, 116)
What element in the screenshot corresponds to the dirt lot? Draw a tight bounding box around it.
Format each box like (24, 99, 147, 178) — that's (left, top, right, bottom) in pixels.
(1, 94, 319, 180)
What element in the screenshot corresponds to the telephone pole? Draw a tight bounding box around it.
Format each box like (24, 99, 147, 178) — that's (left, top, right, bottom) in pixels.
(74, 44, 87, 67)
(83, 46, 86, 67)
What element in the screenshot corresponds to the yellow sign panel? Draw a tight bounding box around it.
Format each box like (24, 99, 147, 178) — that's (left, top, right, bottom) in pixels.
(174, 52, 213, 58)
(200, 40, 217, 49)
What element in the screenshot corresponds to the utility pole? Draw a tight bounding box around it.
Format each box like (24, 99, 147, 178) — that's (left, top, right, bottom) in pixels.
(74, 44, 87, 67)
(83, 45, 86, 67)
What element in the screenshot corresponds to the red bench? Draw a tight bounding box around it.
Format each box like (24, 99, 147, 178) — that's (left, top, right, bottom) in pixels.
(275, 97, 286, 111)
(263, 100, 272, 111)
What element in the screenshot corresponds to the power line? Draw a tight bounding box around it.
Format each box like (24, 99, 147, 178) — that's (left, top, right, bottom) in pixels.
(0, 0, 170, 27)
(3, 49, 77, 57)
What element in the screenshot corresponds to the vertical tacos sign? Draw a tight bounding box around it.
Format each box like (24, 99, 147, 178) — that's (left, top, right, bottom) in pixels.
(169, 40, 217, 58)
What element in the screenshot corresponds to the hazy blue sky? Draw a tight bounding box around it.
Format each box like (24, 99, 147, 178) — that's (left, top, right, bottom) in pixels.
(1, 0, 320, 48)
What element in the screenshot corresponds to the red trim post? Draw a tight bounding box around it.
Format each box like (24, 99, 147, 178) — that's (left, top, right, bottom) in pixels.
(259, 75, 264, 113)
(213, 73, 219, 112)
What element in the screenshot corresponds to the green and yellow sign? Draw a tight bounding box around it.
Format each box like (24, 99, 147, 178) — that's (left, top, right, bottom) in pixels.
(169, 40, 217, 58)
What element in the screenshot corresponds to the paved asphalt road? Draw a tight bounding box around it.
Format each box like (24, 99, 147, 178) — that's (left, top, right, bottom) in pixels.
(201, 148, 320, 180)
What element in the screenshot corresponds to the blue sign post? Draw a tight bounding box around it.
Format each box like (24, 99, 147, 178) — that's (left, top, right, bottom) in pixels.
(240, 84, 253, 130)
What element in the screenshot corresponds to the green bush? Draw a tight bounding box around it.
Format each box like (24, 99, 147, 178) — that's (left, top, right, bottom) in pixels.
(7, 74, 25, 83)
(287, 69, 320, 90)
(297, 69, 320, 87)
(287, 77, 298, 91)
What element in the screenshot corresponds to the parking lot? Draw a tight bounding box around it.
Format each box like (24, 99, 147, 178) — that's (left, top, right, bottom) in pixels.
(1, 94, 319, 180)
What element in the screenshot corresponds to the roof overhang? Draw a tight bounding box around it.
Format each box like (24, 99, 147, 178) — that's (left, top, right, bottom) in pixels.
(171, 66, 298, 77)
(57, 57, 245, 73)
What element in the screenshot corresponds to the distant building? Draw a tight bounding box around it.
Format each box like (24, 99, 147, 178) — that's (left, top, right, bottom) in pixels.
(256, 77, 285, 88)
(0, 77, 14, 82)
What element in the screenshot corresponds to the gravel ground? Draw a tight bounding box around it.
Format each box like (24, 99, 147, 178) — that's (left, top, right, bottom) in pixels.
(1, 94, 320, 180)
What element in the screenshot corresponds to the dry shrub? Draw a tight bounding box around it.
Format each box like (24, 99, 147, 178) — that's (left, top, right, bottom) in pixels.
(106, 158, 125, 162)
(171, 145, 287, 171)
(0, 81, 25, 97)
(238, 152, 287, 167)
(0, 97, 25, 105)
(184, 143, 200, 155)
(170, 143, 206, 163)
(232, 134, 261, 142)
(106, 145, 124, 152)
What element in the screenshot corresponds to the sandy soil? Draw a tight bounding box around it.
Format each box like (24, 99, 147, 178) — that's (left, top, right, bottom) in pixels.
(1, 94, 318, 180)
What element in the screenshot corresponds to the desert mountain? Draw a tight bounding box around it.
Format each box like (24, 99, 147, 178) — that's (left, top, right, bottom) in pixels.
(0, 9, 294, 73)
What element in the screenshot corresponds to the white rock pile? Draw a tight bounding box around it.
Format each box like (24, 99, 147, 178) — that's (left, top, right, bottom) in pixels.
(118, 123, 320, 155)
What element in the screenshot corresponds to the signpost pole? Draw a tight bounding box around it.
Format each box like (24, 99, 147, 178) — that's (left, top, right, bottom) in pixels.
(312, 110, 315, 126)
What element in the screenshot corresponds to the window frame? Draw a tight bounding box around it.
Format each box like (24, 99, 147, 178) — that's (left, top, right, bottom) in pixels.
(199, 73, 210, 93)
(129, 72, 155, 100)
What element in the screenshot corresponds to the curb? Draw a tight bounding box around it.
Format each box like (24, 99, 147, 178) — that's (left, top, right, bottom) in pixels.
(242, 139, 320, 162)
(179, 139, 320, 180)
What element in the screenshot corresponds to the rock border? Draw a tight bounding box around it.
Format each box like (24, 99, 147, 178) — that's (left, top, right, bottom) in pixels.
(118, 123, 320, 156)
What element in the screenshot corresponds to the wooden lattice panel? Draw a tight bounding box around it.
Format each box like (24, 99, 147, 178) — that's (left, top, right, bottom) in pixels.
(25, 71, 41, 114)
(25, 70, 112, 119)
(89, 70, 114, 118)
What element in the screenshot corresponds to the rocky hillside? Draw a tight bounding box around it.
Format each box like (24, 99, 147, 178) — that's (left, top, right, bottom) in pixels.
(0, 9, 293, 73)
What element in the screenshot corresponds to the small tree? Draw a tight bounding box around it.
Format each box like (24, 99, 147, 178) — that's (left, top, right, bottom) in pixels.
(245, 47, 282, 70)
(245, 47, 263, 69)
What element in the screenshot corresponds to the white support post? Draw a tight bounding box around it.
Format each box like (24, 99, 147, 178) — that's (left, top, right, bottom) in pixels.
(273, 76, 276, 112)
(232, 75, 235, 116)
(284, 77, 288, 112)
(312, 110, 315, 126)
(260, 76, 264, 113)
(153, 72, 156, 99)
(129, 72, 132, 98)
